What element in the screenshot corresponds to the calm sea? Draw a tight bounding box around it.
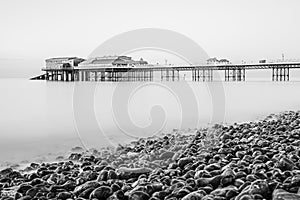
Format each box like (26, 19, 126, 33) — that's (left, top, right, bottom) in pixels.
(0, 78, 300, 166)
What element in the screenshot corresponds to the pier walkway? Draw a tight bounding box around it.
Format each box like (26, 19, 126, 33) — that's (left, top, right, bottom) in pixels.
(39, 62, 300, 82)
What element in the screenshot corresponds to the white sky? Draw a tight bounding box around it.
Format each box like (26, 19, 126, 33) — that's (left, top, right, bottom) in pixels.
(0, 0, 300, 77)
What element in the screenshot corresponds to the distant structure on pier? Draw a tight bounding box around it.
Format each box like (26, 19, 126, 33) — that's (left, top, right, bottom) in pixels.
(207, 57, 230, 65)
(79, 56, 148, 68)
(45, 57, 85, 69)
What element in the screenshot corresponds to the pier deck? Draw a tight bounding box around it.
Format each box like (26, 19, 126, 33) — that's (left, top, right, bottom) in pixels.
(39, 62, 300, 82)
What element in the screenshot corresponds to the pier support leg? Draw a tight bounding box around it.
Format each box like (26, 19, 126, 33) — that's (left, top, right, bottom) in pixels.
(172, 70, 175, 81)
(74, 71, 78, 81)
(95, 72, 98, 82)
(166, 70, 169, 81)
(192, 69, 196, 82)
(101, 71, 105, 81)
(69, 71, 71, 81)
(85, 71, 88, 81)
(71, 71, 74, 81)
(65, 72, 69, 81)
(80, 71, 83, 81)
(272, 67, 290, 81)
(233, 69, 236, 81)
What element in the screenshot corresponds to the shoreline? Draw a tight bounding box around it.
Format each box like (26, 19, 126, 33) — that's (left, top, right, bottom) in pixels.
(0, 110, 300, 199)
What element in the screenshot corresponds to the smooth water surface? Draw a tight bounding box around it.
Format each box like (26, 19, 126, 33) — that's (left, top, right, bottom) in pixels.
(0, 78, 300, 166)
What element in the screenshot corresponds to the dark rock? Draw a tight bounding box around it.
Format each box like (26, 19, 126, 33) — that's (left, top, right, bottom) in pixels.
(111, 183, 121, 192)
(273, 189, 300, 200)
(118, 167, 152, 180)
(108, 170, 118, 180)
(0, 168, 13, 176)
(210, 186, 238, 197)
(25, 187, 39, 197)
(74, 181, 101, 196)
(46, 192, 56, 199)
(178, 157, 193, 168)
(129, 191, 150, 200)
(204, 163, 221, 171)
(210, 175, 223, 189)
(79, 188, 95, 199)
(278, 157, 295, 171)
(90, 186, 113, 199)
(182, 191, 204, 200)
(98, 170, 108, 181)
(195, 178, 211, 187)
(236, 171, 247, 179)
(248, 180, 269, 199)
(194, 170, 211, 179)
(68, 153, 82, 160)
(14, 192, 22, 199)
(291, 176, 300, 187)
(57, 191, 72, 200)
(17, 184, 33, 194)
(152, 191, 168, 199)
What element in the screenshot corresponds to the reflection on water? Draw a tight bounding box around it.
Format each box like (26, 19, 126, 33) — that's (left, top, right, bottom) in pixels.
(0, 78, 300, 165)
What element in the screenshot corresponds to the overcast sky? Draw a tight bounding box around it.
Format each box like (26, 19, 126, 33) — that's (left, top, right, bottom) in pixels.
(0, 0, 300, 78)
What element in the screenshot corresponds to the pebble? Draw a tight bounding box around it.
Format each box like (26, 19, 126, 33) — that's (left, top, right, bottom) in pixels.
(273, 189, 300, 200)
(90, 186, 113, 199)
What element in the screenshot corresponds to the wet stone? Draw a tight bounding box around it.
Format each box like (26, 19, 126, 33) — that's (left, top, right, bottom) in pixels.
(90, 186, 113, 199)
(273, 189, 300, 200)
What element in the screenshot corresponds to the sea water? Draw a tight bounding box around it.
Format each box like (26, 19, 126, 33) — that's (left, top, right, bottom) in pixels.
(0, 78, 300, 166)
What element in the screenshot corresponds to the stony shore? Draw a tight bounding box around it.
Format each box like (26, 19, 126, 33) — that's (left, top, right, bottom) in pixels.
(1, 111, 300, 200)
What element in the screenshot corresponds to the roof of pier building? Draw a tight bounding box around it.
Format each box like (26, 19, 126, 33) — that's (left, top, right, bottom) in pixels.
(219, 59, 230, 63)
(46, 57, 84, 62)
(79, 56, 148, 68)
(45, 57, 85, 69)
(46, 57, 77, 61)
(207, 57, 219, 62)
(207, 57, 230, 65)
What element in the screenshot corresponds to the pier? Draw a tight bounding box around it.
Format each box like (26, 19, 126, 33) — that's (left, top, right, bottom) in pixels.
(35, 62, 300, 82)
(30, 56, 300, 82)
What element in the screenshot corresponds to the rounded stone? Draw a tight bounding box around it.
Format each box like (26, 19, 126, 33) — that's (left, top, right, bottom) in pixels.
(178, 157, 193, 169)
(90, 186, 113, 199)
(129, 191, 150, 200)
(57, 191, 72, 200)
(182, 191, 204, 200)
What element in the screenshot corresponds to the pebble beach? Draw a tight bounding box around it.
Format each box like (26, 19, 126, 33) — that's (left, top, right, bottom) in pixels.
(1, 111, 300, 200)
